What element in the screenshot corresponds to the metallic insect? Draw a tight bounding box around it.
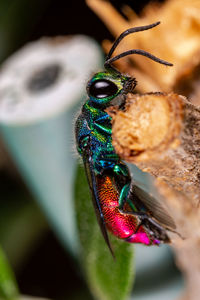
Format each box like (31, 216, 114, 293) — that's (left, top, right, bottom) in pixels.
(75, 22, 176, 255)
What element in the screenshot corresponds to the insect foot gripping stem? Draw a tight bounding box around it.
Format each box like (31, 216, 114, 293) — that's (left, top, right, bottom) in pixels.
(118, 182, 173, 245)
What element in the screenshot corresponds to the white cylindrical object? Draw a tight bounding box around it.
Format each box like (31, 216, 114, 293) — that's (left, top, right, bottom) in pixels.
(0, 35, 104, 256)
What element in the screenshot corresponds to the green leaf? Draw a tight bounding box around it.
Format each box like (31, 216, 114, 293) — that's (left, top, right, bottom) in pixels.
(75, 163, 135, 300)
(0, 246, 19, 300)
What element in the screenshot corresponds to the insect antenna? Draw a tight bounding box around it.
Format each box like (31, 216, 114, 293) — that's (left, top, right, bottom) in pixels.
(105, 49, 173, 68)
(104, 21, 173, 71)
(106, 21, 160, 60)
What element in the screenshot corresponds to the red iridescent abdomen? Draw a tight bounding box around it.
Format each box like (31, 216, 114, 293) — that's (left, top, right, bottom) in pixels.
(96, 175, 158, 245)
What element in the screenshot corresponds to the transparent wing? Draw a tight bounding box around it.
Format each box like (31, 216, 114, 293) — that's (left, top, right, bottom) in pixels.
(129, 183, 176, 230)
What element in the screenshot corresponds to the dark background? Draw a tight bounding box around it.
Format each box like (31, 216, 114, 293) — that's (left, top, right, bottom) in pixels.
(1, 0, 164, 61)
(30, 0, 155, 40)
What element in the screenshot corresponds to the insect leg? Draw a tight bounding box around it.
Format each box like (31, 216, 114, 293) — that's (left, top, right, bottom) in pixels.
(118, 182, 170, 241)
(118, 182, 139, 213)
(118, 187, 165, 231)
(119, 205, 169, 242)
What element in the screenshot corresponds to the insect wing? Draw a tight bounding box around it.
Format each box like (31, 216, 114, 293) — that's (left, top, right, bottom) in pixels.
(130, 183, 176, 230)
(82, 149, 115, 257)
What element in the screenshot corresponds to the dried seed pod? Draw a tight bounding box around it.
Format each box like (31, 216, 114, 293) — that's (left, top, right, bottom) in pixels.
(107, 92, 200, 300)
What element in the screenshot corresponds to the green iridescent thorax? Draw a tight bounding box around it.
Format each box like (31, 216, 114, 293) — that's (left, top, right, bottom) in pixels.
(83, 99, 112, 145)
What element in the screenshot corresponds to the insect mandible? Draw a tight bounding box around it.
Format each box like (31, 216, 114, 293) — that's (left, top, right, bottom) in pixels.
(75, 21, 176, 256)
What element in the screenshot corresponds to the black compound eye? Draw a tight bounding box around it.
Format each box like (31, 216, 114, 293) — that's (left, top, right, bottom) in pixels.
(89, 79, 118, 99)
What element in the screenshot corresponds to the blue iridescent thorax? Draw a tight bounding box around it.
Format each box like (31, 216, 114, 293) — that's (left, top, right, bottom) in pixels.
(75, 71, 132, 174)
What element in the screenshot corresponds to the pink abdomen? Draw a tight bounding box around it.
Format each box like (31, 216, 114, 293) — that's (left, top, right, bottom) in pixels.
(96, 175, 155, 245)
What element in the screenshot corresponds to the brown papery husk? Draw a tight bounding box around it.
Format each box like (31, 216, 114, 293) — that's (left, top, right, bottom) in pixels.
(107, 92, 200, 300)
